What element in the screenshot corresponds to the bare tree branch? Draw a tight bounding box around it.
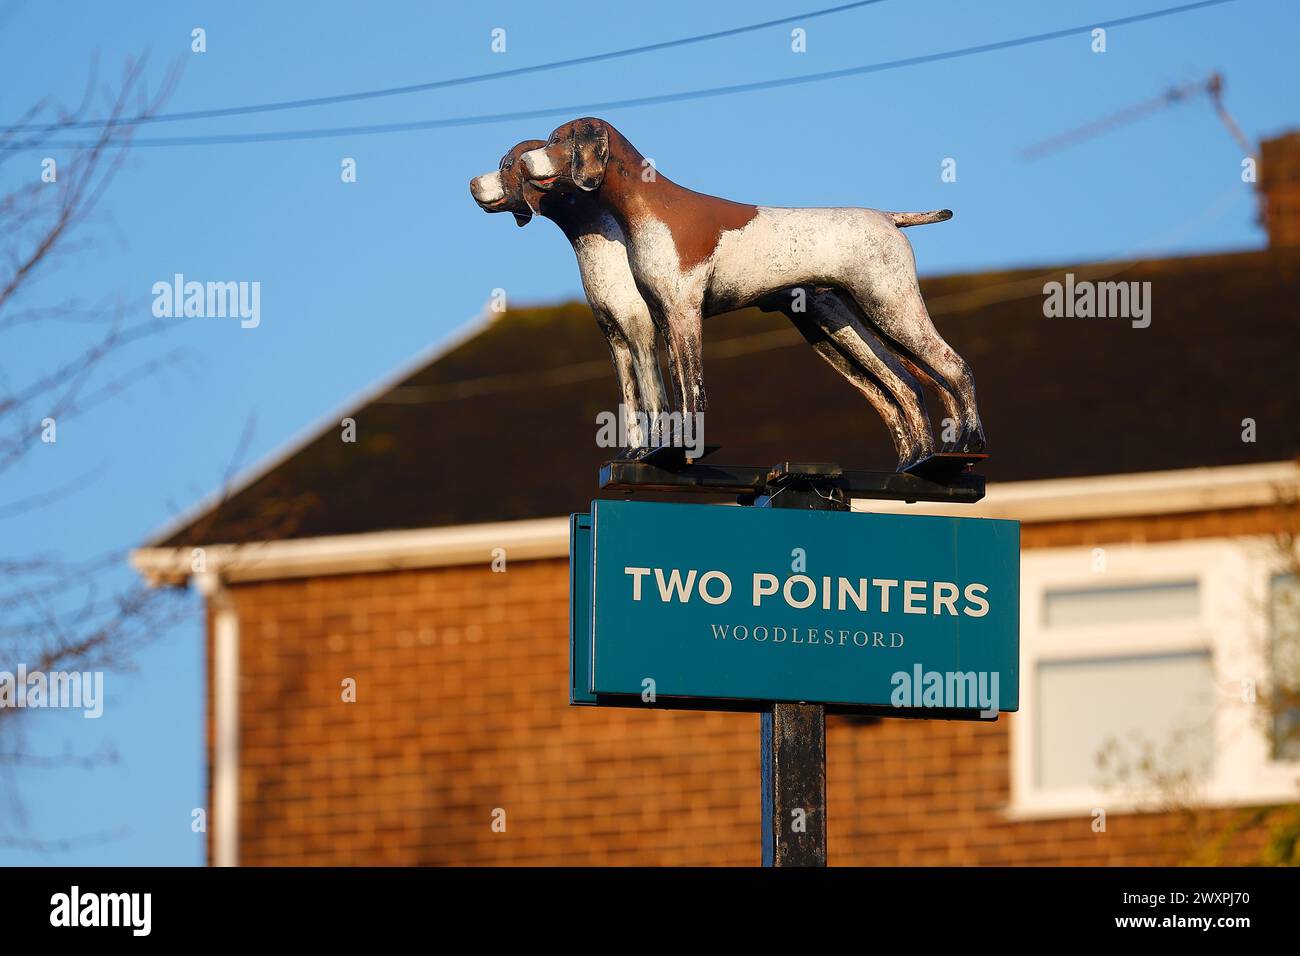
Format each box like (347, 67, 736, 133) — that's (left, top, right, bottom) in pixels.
(0, 56, 188, 855)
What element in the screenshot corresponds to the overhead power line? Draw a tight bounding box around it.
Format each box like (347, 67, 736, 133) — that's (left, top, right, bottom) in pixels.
(1, 0, 892, 134)
(18, 0, 1238, 151)
(1021, 77, 1213, 160)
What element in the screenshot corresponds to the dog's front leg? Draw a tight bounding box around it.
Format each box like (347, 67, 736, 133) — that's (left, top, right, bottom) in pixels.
(595, 312, 648, 454)
(622, 302, 669, 433)
(661, 303, 707, 421)
(641, 291, 706, 449)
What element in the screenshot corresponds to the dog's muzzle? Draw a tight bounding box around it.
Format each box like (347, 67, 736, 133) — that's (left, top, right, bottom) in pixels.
(470, 172, 506, 207)
(521, 148, 559, 188)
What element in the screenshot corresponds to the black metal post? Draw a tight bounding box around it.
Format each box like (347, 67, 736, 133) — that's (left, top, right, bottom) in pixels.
(761, 701, 827, 866)
(756, 465, 846, 867)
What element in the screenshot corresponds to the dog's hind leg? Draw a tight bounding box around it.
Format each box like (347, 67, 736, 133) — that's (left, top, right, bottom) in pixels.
(839, 237, 986, 453)
(816, 290, 934, 465)
(864, 288, 984, 453)
(771, 289, 929, 470)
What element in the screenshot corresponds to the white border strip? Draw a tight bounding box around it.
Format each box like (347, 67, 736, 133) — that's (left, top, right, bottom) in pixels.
(133, 516, 572, 585)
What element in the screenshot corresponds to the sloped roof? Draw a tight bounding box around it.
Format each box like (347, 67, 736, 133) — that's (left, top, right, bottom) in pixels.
(156, 248, 1300, 546)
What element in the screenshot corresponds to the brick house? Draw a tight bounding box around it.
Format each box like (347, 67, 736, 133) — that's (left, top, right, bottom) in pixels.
(132, 135, 1300, 867)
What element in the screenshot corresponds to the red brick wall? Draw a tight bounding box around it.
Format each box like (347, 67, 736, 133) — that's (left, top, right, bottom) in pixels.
(215, 506, 1290, 865)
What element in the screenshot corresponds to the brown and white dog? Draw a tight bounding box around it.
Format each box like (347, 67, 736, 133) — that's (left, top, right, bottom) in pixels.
(521, 118, 985, 457)
(473, 139, 936, 466)
(471, 140, 667, 454)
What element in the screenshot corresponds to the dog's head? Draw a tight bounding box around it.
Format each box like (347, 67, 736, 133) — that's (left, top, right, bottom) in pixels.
(469, 139, 547, 226)
(522, 117, 610, 193)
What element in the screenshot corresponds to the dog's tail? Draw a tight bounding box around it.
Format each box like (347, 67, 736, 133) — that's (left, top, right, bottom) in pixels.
(888, 209, 953, 228)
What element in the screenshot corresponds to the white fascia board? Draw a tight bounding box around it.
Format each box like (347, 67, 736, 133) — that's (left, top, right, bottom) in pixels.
(852, 460, 1299, 521)
(132, 516, 571, 586)
(131, 461, 1298, 588)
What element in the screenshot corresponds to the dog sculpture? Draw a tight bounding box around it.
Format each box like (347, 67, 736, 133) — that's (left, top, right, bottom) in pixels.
(472, 140, 940, 468)
(520, 117, 986, 460)
(471, 140, 667, 454)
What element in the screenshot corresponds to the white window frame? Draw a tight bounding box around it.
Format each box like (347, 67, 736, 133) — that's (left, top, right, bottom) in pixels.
(1010, 536, 1300, 819)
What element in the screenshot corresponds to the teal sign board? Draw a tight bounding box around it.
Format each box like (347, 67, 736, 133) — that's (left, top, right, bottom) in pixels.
(570, 500, 1019, 715)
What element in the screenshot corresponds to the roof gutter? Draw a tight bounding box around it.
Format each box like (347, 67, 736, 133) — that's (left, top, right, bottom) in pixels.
(132, 515, 573, 586)
(855, 459, 1300, 520)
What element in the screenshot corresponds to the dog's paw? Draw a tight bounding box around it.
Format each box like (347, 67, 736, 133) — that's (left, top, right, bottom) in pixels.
(958, 429, 987, 454)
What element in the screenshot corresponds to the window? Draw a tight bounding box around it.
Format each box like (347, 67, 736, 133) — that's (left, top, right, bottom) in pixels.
(1036, 651, 1214, 790)
(1043, 580, 1199, 627)
(1011, 539, 1300, 818)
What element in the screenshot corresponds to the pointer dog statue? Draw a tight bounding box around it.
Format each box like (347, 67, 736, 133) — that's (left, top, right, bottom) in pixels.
(474, 118, 987, 468)
(471, 141, 668, 455)
(470, 139, 934, 465)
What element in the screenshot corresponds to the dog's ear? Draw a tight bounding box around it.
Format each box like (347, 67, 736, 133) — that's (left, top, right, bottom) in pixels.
(513, 211, 532, 227)
(571, 121, 609, 192)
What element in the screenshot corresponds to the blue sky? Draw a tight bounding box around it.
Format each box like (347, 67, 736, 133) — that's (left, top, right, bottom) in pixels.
(0, 0, 1294, 865)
